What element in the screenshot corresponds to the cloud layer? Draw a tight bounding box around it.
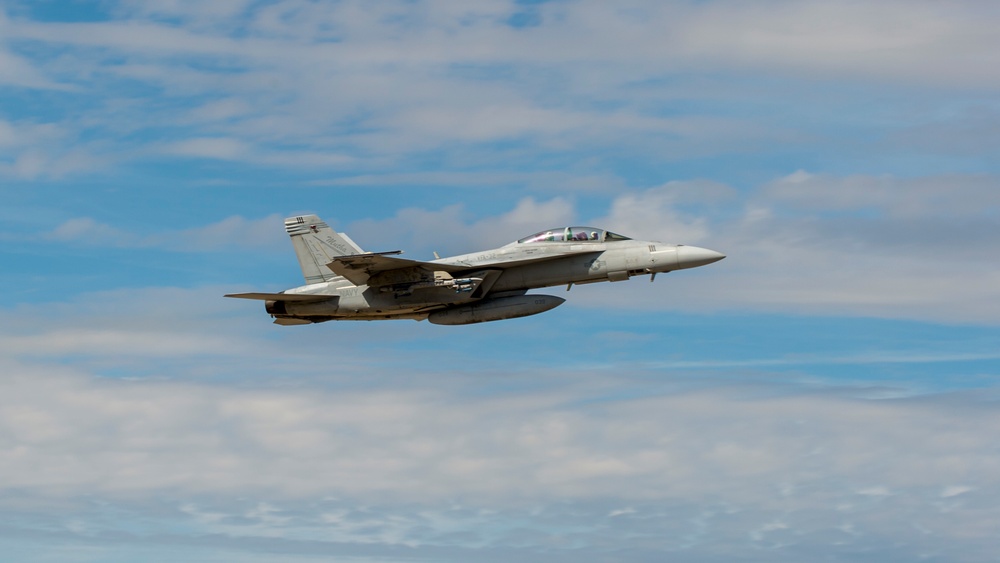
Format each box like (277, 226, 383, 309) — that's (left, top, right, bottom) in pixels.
(3, 352, 999, 561)
(2, 0, 998, 179)
(2, 286, 997, 562)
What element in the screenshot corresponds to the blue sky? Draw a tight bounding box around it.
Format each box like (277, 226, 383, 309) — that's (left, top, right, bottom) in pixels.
(2, 1, 999, 561)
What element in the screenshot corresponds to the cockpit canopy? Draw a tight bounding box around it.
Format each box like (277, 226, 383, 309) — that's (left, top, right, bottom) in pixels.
(517, 227, 631, 244)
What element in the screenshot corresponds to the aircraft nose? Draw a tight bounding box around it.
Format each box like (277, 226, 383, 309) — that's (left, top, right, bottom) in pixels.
(675, 245, 726, 269)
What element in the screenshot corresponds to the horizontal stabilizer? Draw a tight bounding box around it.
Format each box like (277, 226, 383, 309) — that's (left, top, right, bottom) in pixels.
(224, 292, 337, 302)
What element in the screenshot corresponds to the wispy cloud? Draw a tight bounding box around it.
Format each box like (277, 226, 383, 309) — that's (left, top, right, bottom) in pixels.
(41, 214, 286, 252)
(646, 351, 1000, 370)
(2, 1, 997, 178)
(573, 172, 1000, 324)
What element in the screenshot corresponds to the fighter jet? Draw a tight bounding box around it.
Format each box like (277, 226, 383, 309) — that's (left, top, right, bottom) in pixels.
(226, 214, 725, 325)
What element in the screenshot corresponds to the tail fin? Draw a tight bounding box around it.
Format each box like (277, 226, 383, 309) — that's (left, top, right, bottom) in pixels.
(284, 215, 364, 284)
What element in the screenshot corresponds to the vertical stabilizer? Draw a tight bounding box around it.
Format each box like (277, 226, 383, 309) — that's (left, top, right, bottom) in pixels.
(284, 215, 364, 284)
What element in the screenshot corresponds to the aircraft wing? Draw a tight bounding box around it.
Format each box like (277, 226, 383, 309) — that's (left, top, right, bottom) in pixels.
(326, 253, 469, 286)
(328, 249, 605, 287)
(224, 292, 336, 302)
(463, 251, 603, 270)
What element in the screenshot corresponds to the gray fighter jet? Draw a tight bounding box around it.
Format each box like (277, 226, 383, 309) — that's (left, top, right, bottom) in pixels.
(226, 214, 725, 325)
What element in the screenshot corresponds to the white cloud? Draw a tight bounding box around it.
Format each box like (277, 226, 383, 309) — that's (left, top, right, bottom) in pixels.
(345, 197, 575, 255)
(46, 217, 126, 244)
(0, 119, 62, 148)
(309, 170, 628, 193)
(185, 97, 254, 122)
(38, 214, 286, 252)
(1, 358, 999, 559)
(0, 119, 107, 179)
(3, 0, 997, 177)
(764, 170, 1000, 218)
(470, 197, 577, 246)
(0, 282, 996, 560)
(168, 213, 287, 251)
(571, 172, 1000, 325)
(165, 137, 251, 160)
(941, 485, 974, 498)
(593, 179, 737, 243)
(0, 10, 66, 90)
(0, 328, 238, 358)
(115, 0, 256, 24)
(0, 286, 260, 356)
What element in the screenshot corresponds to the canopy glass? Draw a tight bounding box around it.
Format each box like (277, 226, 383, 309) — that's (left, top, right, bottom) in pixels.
(517, 227, 631, 244)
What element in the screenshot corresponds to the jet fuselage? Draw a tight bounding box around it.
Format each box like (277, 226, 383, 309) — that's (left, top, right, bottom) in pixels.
(227, 218, 724, 325)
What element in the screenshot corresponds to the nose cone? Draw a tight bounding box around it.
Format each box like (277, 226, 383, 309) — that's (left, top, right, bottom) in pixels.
(675, 245, 726, 269)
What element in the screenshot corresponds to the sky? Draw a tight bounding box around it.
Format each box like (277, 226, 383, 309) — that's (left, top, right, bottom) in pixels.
(1, 0, 999, 561)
